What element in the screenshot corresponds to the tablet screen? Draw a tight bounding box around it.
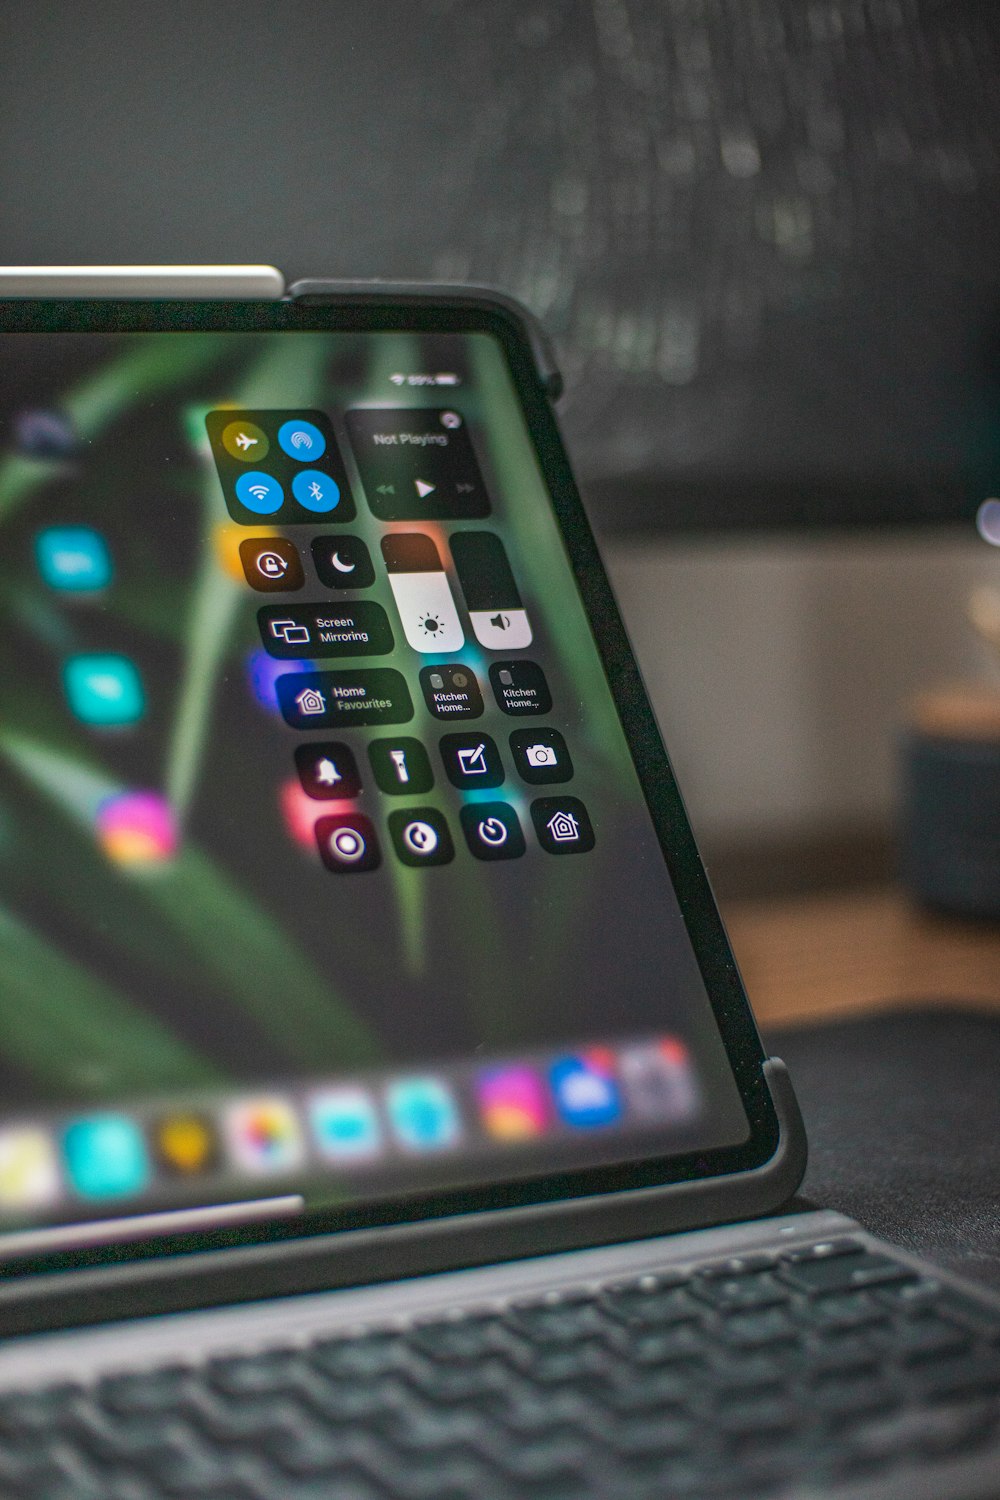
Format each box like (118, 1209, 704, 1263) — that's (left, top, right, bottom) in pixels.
(0, 323, 748, 1241)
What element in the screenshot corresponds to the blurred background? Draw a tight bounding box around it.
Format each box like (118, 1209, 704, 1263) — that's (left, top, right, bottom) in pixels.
(1, 0, 999, 901)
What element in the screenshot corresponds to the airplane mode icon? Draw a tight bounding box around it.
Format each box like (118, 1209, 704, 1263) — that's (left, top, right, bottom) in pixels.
(235, 431, 259, 452)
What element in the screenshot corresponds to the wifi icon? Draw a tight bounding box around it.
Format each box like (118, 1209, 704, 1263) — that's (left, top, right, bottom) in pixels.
(235, 471, 283, 515)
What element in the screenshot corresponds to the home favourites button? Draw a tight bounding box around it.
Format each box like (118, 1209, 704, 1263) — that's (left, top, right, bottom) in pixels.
(459, 802, 526, 862)
(530, 797, 595, 854)
(276, 669, 413, 728)
(315, 814, 380, 873)
(387, 808, 455, 868)
(509, 728, 573, 785)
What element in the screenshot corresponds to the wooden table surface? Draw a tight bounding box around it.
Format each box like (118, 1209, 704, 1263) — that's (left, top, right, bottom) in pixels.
(722, 888, 1000, 1030)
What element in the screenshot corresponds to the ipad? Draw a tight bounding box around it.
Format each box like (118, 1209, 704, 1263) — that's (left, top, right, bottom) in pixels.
(0, 293, 775, 1255)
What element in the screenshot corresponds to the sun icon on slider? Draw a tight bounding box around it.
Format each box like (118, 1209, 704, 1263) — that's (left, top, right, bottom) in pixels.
(418, 613, 444, 637)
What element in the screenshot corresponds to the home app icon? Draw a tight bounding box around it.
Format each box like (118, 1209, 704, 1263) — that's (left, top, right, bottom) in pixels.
(530, 797, 595, 855)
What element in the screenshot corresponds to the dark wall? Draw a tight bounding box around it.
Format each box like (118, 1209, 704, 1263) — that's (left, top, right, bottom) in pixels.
(1, 0, 999, 531)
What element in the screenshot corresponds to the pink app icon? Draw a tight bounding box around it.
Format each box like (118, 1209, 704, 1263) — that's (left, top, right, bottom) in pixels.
(476, 1065, 549, 1141)
(95, 791, 177, 869)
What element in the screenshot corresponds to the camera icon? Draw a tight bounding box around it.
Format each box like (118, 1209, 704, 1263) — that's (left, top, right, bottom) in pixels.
(525, 743, 558, 768)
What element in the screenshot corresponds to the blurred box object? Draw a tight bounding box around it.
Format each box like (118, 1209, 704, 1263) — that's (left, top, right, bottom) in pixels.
(901, 685, 1000, 921)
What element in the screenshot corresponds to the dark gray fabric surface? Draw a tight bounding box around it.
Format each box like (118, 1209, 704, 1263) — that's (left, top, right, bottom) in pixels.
(765, 1008, 1000, 1293)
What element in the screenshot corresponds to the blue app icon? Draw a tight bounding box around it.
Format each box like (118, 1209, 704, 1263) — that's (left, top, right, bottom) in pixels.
(278, 419, 326, 462)
(292, 469, 341, 514)
(309, 1088, 381, 1160)
(235, 470, 284, 515)
(386, 1078, 461, 1151)
(35, 527, 113, 591)
(549, 1051, 622, 1129)
(63, 1115, 149, 1198)
(64, 655, 145, 726)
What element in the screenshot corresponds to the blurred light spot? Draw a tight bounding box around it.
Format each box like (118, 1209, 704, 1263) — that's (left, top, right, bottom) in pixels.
(246, 649, 311, 717)
(96, 792, 177, 869)
(279, 777, 354, 851)
(214, 522, 283, 581)
(13, 409, 78, 460)
(721, 134, 761, 178)
(976, 498, 1000, 546)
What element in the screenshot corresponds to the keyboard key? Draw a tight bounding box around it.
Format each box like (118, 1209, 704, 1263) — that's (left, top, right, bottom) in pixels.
(692, 1272, 790, 1312)
(905, 1351, 1000, 1402)
(802, 1290, 890, 1331)
(311, 1330, 407, 1378)
(780, 1238, 863, 1263)
(605, 1365, 694, 1414)
(599, 1276, 700, 1327)
(0, 1385, 82, 1434)
(718, 1307, 802, 1350)
(206, 1348, 303, 1398)
(502, 1301, 605, 1345)
(916, 1400, 1000, 1458)
(844, 1402, 998, 1466)
(613, 1322, 707, 1367)
(779, 1250, 916, 1296)
(809, 1375, 902, 1423)
(508, 1342, 608, 1385)
(97, 1366, 193, 1416)
(609, 1413, 693, 1458)
(890, 1313, 974, 1364)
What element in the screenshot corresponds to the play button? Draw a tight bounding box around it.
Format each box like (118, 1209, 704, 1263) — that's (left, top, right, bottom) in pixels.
(415, 479, 436, 499)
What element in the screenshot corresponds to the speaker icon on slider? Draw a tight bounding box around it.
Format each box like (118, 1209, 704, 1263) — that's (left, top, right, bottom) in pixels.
(450, 532, 532, 650)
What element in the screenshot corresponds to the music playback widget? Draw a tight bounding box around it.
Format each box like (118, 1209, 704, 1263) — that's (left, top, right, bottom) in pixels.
(346, 408, 490, 521)
(450, 532, 532, 650)
(206, 409, 355, 526)
(381, 533, 464, 653)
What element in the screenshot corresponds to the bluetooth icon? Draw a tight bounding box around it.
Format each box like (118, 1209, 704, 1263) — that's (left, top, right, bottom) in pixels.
(292, 469, 341, 514)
